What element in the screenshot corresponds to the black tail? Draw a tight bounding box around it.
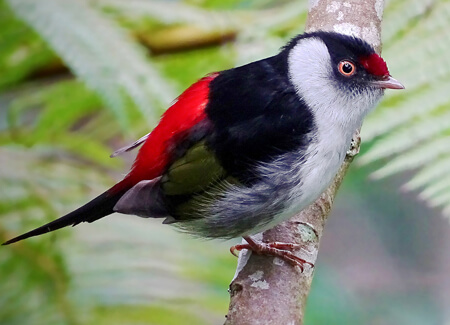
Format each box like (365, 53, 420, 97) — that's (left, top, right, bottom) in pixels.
(2, 190, 124, 245)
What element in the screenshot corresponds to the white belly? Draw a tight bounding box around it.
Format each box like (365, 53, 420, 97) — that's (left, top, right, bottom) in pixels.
(283, 128, 352, 219)
(249, 130, 350, 234)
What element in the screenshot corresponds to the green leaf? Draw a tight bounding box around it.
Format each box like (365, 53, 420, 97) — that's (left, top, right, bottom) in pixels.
(5, 0, 176, 129)
(360, 0, 450, 217)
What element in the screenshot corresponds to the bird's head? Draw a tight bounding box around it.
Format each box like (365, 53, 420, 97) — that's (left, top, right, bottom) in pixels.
(285, 32, 404, 129)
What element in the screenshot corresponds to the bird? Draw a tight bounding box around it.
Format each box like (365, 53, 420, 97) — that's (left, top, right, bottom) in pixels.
(3, 31, 404, 268)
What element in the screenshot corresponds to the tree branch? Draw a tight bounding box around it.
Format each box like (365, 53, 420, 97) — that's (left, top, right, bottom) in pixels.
(224, 1, 383, 324)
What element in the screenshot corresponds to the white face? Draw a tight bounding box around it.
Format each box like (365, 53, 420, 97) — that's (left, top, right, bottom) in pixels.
(287, 37, 384, 132)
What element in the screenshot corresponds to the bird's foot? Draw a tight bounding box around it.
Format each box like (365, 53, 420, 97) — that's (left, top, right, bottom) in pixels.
(230, 236, 314, 272)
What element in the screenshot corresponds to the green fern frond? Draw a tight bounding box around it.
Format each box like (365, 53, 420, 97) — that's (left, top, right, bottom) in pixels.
(361, 109, 450, 163)
(427, 191, 450, 208)
(362, 81, 450, 140)
(418, 176, 450, 201)
(6, 0, 176, 129)
(361, 0, 450, 218)
(368, 136, 450, 179)
(403, 157, 450, 191)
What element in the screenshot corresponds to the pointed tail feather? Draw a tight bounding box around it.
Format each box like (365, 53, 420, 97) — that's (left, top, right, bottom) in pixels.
(2, 189, 125, 245)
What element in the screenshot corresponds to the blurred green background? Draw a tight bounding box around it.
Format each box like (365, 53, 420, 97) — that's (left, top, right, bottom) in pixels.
(1, 0, 450, 324)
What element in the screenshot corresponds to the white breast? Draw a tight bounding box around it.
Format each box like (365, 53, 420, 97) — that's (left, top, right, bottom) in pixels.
(277, 36, 383, 218)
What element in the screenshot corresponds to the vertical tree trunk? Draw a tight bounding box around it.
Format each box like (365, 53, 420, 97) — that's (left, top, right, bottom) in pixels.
(224, 1, 384, 324)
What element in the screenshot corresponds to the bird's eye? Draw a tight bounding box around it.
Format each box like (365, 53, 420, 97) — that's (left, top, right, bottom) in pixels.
(338, 61, 356, 77)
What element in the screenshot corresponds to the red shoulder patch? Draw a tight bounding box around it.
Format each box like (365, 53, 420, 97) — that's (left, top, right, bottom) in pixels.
(359, 53, 389, 77)
(112, 73, 219, 192)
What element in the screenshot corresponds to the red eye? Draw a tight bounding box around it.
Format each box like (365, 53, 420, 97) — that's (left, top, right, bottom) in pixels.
(338, 60, 356, 76)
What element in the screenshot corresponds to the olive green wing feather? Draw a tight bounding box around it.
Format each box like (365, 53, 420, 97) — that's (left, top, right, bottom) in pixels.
(161, 141, 226, 195)
(161, 141, 239, 222)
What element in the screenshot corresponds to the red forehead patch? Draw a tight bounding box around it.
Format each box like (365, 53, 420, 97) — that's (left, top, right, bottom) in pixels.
(359, 53, 389, 77)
